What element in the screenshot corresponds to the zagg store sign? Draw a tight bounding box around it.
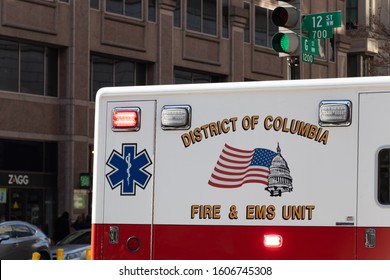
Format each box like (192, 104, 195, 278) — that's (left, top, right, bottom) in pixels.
(0, 171, 55, 188)
(8, 174, 29, 185)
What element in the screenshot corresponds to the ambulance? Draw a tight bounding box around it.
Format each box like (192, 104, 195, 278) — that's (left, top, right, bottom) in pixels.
(92, 76, 390, 260)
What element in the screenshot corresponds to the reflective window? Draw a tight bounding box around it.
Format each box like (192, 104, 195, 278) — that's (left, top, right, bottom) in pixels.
(90, 55, 146, 101)
(243, 2, 250, 42)
(0, 225, 13, 236)
(148, 0, 156, 22)
(222, 0, 229, 38)
(187, 0, 216, 35)
(174, 0, 181, 27)
(346, 0, 358, 29)
(378, 149, 390, 205)
(90, 0, 99, 9)
(255, 6, 267, 46)
(0, 39, 58, 96)
(0, 40, 18, 92)
(255, 6, 277, 48)
(0, 139, 57, 173)
(13, 224, 34, 238)
(174, 68, 220, 84)
(106, 0, 142, 19)
(20, 44, 44, 95)
(125, 0, 142, 18)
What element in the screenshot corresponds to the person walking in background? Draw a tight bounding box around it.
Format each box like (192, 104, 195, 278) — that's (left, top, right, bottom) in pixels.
(72, 213, 86, 230)
(53, 211, 70, 244)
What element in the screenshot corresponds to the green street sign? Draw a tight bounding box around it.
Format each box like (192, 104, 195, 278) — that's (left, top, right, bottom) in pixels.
(308, 27, 334, 39)
(302, 11, 342, 31)
(302, 37, 319, 55)
(79, 173, 91, 189)
(302, 53, 315, 64)
(301, 37, 319, 64)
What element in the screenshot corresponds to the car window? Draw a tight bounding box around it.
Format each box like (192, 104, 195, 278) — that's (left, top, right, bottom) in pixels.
(0, 225, 13, 237)
(59, 231, 91, 245)
(13, 225, 34, 238)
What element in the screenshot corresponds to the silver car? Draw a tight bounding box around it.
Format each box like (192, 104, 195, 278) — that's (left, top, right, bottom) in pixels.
(0, 220, 51, 260)
(50, 229, 91, 260)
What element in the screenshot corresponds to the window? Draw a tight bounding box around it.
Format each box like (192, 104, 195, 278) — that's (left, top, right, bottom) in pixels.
(90, 0, 99, 9)
(329, 37, 335, 62)
(222, 0, 229, 38)
(13, 224, 34, 238)
(187, 0, 216, 35)
(347, 55, 357, 77)
(174, 0, 181, 27)
(347, 54, 372, 77)
(243, 2, 250, 42)
(0, 225, 13, 236)
(378, 149, 390, 205)
(0, 39, 58, 97)
(318, 39, 326, 60)
(174, 68, 220, 84)
(0, 139, 57, 173)
(106, 0, 142, 19)
(90, 55, 146, 101)
(148, 0, 156, 22)
(255, 6, 277, 47)
(346, 0, 358, 30)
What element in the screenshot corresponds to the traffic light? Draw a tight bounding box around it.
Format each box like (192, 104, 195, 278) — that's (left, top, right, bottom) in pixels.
(271, 0, 301, 57)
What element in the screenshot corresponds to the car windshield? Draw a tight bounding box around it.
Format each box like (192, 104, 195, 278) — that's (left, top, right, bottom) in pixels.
(57, 231, 90, 245)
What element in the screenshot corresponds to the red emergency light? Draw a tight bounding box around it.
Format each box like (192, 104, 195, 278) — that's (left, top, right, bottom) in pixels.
(112, 108, 140, 131)
(263, 234, 283, 248)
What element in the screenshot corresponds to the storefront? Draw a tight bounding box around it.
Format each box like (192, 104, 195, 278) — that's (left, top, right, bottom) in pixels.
(0, 139, 57, 237)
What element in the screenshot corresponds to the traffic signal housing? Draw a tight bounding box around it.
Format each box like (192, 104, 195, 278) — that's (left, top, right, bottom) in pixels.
(272, 0, 301, 57)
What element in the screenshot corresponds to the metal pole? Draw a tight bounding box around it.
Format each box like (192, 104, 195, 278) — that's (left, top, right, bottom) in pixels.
(288, 56, 300, 80)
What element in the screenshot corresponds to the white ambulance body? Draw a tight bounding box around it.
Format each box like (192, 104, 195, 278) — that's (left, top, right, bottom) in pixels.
(92, 76, 390, 260)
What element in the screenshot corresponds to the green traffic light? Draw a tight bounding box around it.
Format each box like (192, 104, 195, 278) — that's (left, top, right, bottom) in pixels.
(272, 32, 299, 55)
(280, 35, 290, 52)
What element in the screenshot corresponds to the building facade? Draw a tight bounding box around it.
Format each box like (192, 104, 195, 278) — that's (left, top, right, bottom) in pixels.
(0, 0, 384, 239)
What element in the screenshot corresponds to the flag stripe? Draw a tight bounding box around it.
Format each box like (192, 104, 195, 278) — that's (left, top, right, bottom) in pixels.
(208, 143, 275, 188)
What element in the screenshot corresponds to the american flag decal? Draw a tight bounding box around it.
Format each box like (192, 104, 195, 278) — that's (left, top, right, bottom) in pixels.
(208, 144, 277, 188)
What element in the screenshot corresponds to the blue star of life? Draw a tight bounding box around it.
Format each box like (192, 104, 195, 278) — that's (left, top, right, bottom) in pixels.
(106, 143, 152, 195)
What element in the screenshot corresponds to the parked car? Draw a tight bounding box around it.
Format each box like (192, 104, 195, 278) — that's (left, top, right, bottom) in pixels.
(0, 220, 51, 260)
(50, 229, 91, 260)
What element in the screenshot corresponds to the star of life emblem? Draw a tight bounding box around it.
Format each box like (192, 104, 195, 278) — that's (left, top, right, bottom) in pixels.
(106, 143, 152, 195)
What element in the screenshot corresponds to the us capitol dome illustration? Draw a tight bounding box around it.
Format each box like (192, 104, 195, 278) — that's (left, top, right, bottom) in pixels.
(266, 143, 293, 197)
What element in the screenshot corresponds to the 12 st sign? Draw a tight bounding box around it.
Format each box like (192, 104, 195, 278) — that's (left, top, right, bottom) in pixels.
(302, 11, 342, 39)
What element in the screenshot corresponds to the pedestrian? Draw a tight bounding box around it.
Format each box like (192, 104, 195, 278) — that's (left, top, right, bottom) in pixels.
(72, 214, 85, 230)
(53, 211, 70, 244)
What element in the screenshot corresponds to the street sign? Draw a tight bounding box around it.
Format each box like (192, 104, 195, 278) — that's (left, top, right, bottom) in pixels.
(301, 37, 319, 64)
(307, 27, 334, 39)
(79, 173, 91, 189)
(302, 37, 319, 55)
(302, 11, 342, 39)
(302, 11, 342, 31)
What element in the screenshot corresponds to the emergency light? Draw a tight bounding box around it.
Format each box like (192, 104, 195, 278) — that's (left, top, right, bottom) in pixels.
(264, 234, 283, 248)
(112, 107, 140, 131)
(319, 100, 352, 126)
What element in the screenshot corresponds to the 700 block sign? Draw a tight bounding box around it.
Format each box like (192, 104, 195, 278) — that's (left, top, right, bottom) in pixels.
(302, 11, 342, 39)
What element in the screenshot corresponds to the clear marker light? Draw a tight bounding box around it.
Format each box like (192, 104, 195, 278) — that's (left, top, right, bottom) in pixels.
(264, 234, 283, 248)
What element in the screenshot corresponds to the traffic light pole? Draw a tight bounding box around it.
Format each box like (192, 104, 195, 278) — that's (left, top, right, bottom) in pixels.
(271, 1, 301, 79)
(287, 56, 300, 80)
